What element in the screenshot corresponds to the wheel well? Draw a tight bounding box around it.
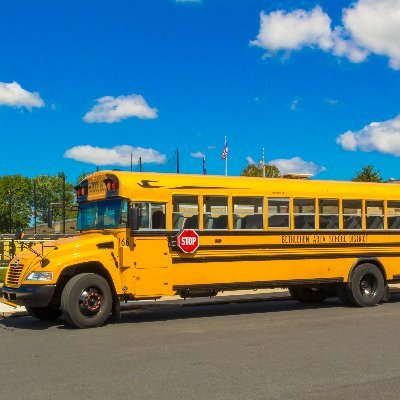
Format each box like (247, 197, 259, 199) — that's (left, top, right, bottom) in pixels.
(52, 262, 117, 305)
(350, 258, 387, 283)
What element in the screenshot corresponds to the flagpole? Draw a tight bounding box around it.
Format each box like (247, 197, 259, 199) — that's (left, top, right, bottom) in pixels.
(225, 136, 228, 176)
(262, 147, 265, 178)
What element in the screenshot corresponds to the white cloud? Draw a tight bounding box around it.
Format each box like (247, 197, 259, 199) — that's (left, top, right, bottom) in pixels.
(324, 97, 339, 105)
(290, 98, 300, 111)
(343, 0, 400, 69)
(246, 156, 255, 165)
(269, 156, 326, 176)
(64, 145, 167, 166)
(190, 151, 205, 158)
(336, 114, 400, 156)
(251, 0, 400, 69)
(207, 145, 216, 150)
(0, 81, 44, 109)
(250, 7, 333, 53)
(83, 94, 158, 123)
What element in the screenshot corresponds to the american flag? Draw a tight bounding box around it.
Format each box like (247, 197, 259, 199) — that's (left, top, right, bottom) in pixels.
(202, 155, 207, 175)
(221, 141, 228, 160)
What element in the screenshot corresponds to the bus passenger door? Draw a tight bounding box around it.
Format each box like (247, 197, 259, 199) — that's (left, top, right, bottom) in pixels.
(132, 237, 172, 297)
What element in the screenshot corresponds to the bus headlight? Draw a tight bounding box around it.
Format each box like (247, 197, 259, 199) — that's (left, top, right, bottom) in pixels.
(26, 272, 53, 281)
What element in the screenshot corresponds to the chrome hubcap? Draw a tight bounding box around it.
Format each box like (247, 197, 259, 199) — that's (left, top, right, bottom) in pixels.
(359, 274, 377, 298)
(79, 287, 102, 317)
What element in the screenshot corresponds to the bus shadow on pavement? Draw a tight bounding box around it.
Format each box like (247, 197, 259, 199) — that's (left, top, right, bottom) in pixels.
(2, 292, 400, 331)
(117, 293, 400, 325)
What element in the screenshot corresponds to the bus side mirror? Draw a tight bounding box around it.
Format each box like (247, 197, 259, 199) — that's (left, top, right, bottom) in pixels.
(128, 208, 140, 231)
(47, 208, 53, 228)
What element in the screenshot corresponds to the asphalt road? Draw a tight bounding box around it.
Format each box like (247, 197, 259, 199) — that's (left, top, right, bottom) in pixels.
(2, 295, 400, 400)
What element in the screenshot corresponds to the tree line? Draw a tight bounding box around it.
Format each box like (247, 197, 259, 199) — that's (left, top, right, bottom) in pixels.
(0, 172, 91, 233)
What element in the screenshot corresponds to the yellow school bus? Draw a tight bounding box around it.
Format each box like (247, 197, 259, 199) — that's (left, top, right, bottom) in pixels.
(3, 171, 400, 328)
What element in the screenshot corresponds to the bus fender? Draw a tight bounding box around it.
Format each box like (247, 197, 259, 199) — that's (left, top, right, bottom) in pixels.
(347, 257, 387, 283)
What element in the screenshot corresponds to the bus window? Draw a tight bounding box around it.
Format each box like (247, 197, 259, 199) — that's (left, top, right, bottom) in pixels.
(294, 199, 315, 230)
(151, 203, 166, 229)
(343, 200, 362, 230)
(133, 203, 166, 230)
(233, 197, 263, 230)
(268, 198, 290, 228)
(319, 199, 339, 230)
(366, 201, 384, 230)
(387, 201, 400, 229)
(172, 196, 199, 230)
(204, 196, 228, 229)
(120, 200, 128, 225)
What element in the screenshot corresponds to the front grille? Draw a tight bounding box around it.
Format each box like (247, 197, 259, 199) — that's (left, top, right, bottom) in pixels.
(6, 263, 24, 286)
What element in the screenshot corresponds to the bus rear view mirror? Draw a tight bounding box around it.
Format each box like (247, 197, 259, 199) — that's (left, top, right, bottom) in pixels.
(128, 208, 140, 231)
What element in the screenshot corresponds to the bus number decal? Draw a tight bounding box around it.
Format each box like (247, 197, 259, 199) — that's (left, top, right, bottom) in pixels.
(119, 238, 130, 247)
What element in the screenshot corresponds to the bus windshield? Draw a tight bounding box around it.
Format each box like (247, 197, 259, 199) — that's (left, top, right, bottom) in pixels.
(77, 199, 128, 231)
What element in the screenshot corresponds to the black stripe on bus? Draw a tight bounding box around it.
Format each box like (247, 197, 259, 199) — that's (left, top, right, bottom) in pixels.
(197, 242, 400, 251)
(131, 230, 400, 237)
(173, 277, 344, 292)
(171, 252, 400, 264)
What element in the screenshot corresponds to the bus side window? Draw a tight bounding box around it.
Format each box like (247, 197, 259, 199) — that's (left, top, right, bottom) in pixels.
(120, 200, 128, 225)
(366, 201, 384, 230)
(133, 203, 166, 230)
(268, 198, 290, 228)
(294, 199, 315, 230)
(233, 197, 263, 230)
(319, 199, 339, 230)
(343, 200, 362, 229)
(204, 196, 228, 229)
(172, 196, 199, 230)
(387, 201, 400, 229)
(133, 203, 150, 229)
(151, 203, 166, 230)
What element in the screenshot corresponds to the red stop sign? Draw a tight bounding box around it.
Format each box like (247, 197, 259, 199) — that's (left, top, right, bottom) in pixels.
(177, 229, 200, 253)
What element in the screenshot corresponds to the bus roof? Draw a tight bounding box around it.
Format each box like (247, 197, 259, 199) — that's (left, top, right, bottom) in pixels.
(83, 170, 400, 201)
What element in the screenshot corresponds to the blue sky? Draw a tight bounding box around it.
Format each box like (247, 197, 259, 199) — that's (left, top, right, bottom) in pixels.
(1, 0, 400, 181)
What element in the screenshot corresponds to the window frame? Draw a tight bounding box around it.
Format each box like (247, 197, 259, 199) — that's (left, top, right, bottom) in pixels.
(342, 199, 363, 230)
(203, 195, 229, 230)
(293, 198, 316, 231)
(318, 198, 340, 231)
(232, 196, 264, 230)
(267, 197, 291, 230)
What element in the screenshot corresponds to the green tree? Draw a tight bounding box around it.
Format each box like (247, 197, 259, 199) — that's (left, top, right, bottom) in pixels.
(0, 175, 33, 233)
(352, 166, 383, 182)
(241, 164, 280, 178)
(32, 173, 76, 223)
(76, 170, 94, 185)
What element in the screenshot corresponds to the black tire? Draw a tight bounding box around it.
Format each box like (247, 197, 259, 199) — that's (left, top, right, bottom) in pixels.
(61, 273, 112, 329)
(289, 286, 327, 303)
(26, 304, 62, 321)
(347, 263, 384, 307)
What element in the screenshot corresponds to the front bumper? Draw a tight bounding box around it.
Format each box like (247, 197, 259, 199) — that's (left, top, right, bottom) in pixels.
(2, 284, 56, 307)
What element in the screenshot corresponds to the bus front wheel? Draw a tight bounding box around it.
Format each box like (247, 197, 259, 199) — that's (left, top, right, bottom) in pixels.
(61, 273, 112, 329)
(340, 263, 384, 307)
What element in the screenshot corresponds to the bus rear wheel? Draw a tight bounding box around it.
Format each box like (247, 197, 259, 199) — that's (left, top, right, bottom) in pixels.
(61, 273, 112, 329)
(289, 286, 327, 303)
(26, 304, 62, 321)
(340, 263, 384, 307)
